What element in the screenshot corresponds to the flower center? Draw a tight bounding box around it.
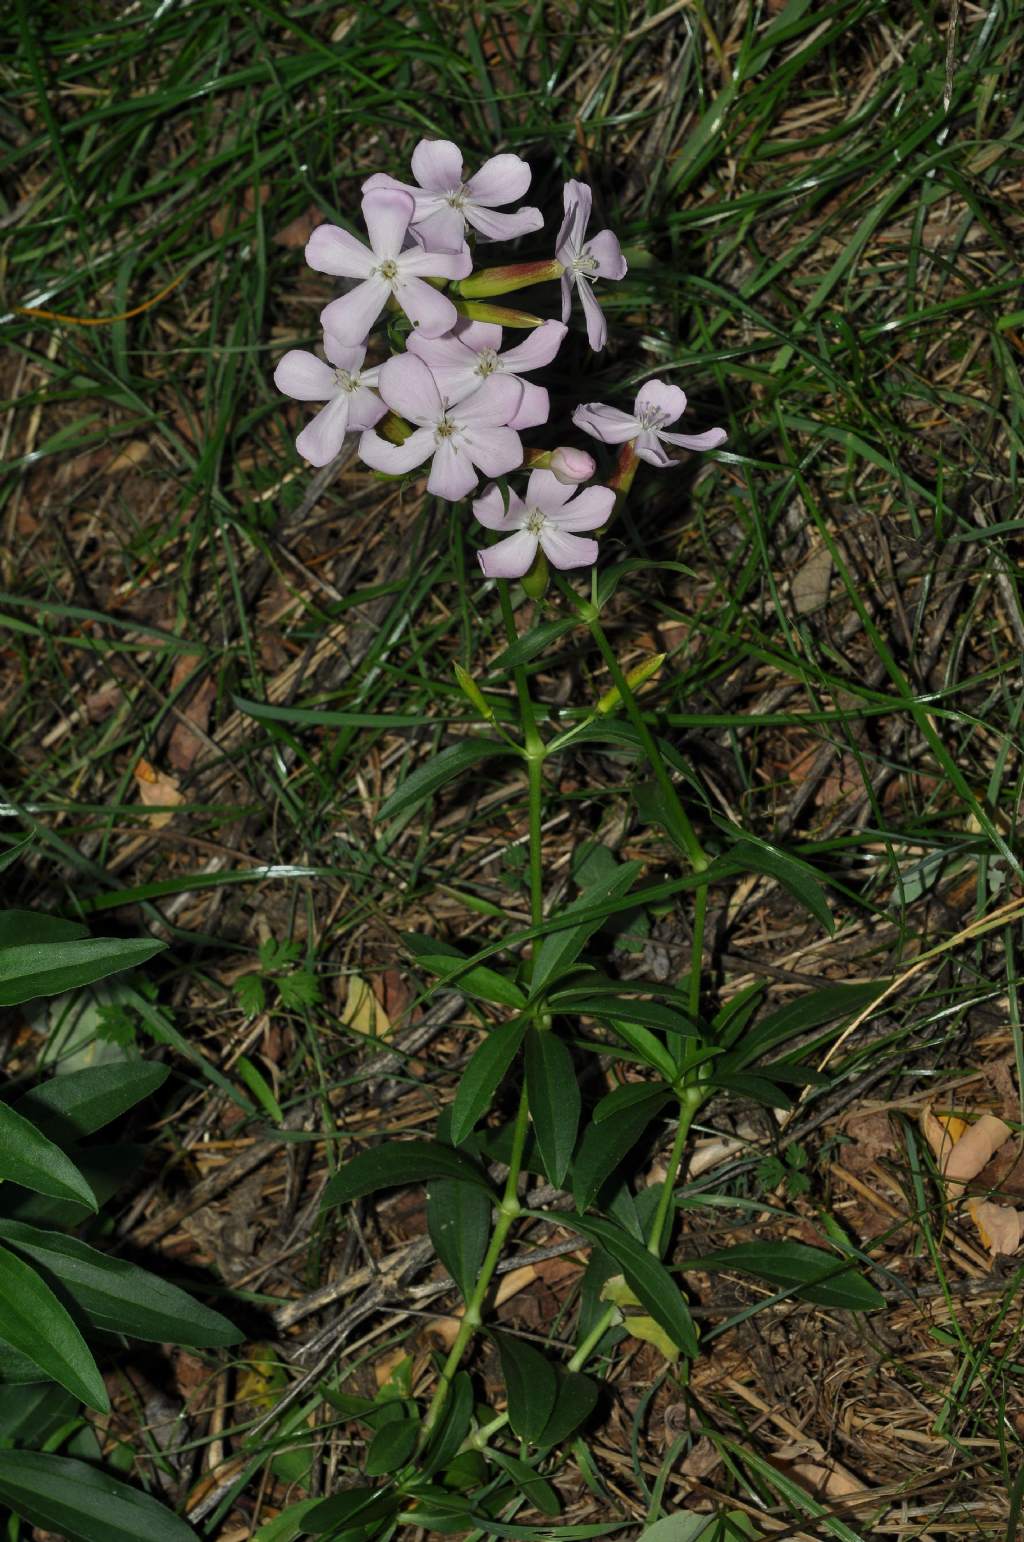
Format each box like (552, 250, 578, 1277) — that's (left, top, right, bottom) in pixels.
(475, 348, 500, 377)
(571, 250, 599, 278)
(334, 369, 359, 393)
(445, 184, 469, 210)
(636, 406, 668, 431)
(435, 417, 457, 441)
(525, 508, 547, 536)
(376, 258, 399, 282)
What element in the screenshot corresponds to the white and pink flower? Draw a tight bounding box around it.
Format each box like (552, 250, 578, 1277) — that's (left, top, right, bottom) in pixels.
(273, 335, 386, 467)
(407, 318, 565, 430)
(573, 380, 727, 466)
(555, 180, 627, 352)
(473, 468, 613, 578)
(366, 140, 543, 253)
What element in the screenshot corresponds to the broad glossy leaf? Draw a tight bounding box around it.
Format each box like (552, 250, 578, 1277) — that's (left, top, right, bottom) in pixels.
(574, 1089, 671, 1214)
(0, 1142, 144, 1227)
(0, 1103, 96, 1210)
(537, 1369, 601, 1449)
(377, 738, 512, 821)
(321, 1140, 494, 1211)
(0, 1244, 108, 1410)
(0, 1220, 241, 1346)
(690, 1241, 884, 1311)
(0, 912, 88, 947)
(13, 1063, 169, 1142)
(530, 863, 642, 997)
(525, 1028, 580, 1188)
(564, 1215, 698, 1356)
(0, 1451, 198, 1542)
(0, 938, 165, 1006)
(492, 1330, 558, 1443)
(404, 932, 526, 1007)
(427, 1178, 492, 1300)
(451, 1017, 528, 1145)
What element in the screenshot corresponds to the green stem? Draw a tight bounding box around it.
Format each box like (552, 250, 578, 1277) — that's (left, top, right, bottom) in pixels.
(647, 1086, 704, 1257)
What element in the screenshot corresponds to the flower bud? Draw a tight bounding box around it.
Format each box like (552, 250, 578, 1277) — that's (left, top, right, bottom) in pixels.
(549, 447, 596, 485)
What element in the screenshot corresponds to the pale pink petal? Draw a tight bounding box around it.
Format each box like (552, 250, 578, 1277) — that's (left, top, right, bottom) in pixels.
(358, 425, 434, 474)
(294, 396, 350, 466)
(554, 204, 575, 263)
(377, 353, 442, 425)
(473, 484, 526, 530)
(274, 350, 337, 402)
(635, 380, 687, 424)
(411, 203, 467, 254)
(499, 320, 567, 374)
(549, 447, 595, 484)
(320, 276, 390, 344)
(659, 425, 729, 451)
(347, 386, 388, 433)
(454, 320, 502, 350)
(466, 204, 544, 242)
(564, 179, 592, 247)
(634, 430, 673, 467)
(507, 380, 549, 430)
(396, 274, 460, 338)
(479, 529, 538, 579)
(586, 229, 628, 280)
(305, 224, 375, 280)
(573, 402, 639, 444)
(526, 468, 575, 509)
(539, 527, 599, 570)
(428, 439, 478, 501)
(456, 375, 523, 427)
(322, 335, 367, 373)
(467, 425, 523, 478)
(398, 244, 473, 280)
(559, 273, 573, 324)
(362, 188, 414, 258)
(362, 172, 415, 196)
(411, 139, 464, 192)
(407, 332, 477, 369)
(544, 484, 614, 530)
(465, 154, 532, 206)
(578, 279, 608, 351)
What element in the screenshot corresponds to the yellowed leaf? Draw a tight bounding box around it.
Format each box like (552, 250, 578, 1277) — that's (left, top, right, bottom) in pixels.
(942, 1114, 1012, 1192)
(107, 439, 151, 474)
(967, 1198, 1022, 1256)
(341, 975, 392, 1038)
(600, 1274, 679, 1362)
(133, 758, 182, 828)
(921, 1106, 1020, 1255)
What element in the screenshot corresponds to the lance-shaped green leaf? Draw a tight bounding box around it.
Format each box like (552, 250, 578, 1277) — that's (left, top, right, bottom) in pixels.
(304, 1487, 399, 1535)
(0, 912, 88, 948)
(13, 1062, 169, 1143)
(0, 1103, 96, 1210)
(0, 1221, 241, 1346)
(730, 982, 885, 1066)
(0, 937, 166, 1006)
(491, 1330, 558, 1443)
(378, 738, 513, 821)
(537, 1369, 601, 1449)
(573, 1088, 672, 1214)
(0, 1451, 199, 1542)
(427, 1179, 492, 1301)
(451, 1017, 528, 1145)
(529, 862, 642, 997)
(525, 1028, 580, 1188)
(420, 1370, 474, 1479)
(0, 1245, 108, 1411)
(561, 1214, 698, 1357)
(686, 1240, 884, 1311)
(404, 933, 526, 1008)
(321, 1140, 495, 1212)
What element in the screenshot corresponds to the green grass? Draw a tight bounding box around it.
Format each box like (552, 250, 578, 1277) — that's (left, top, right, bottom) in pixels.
(3, 0, 1024, 1536)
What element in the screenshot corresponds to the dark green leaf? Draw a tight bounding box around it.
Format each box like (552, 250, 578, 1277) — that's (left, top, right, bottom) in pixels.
(420, 1370, 473, 1479)
(734, 983, 885, 1066)
(574, 1090, 672, 1214)
(427, 1179, 492, 1300)
(710, 1071, 793, 1109)
(563, 1214, 698, 1356)
(377, 738, 512, 821)
(529, 863, 642, 997)
(491, 1330, 558, 1443)
(557, 993, 698, 1037)
(0, 1221, 241, 1346)
(403, 933, 526, 1007)
(0, 1381, 77, 1445)
(0, 1244, 108, 1410)
(689, 1241, 884, 1310)
(451, 1017, 528, 1145)
(0, 1103, 96, 1210)
(537, 1370, 601, 1449)
(0, 912, 88, 947)
(320, 1141, 494, 1212)
(492, 617, 576, 669)
(489, 1450, 561, 1515)
(0, 838, 31, 875)
(724, 835, 833, 935)
(0, 1143, 144, 1227)
(0, 1451, 198, 1542)
(13, 1063, 169, 1142)
(364, 1416, 418, 1475)
(0, 938, 166, 1006)
(304, 1487, 398, 1535)
(525, 1029, 580, 1188)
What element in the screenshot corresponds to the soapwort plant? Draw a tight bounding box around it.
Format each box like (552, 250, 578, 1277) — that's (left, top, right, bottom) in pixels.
(271, 142, 885, 1539)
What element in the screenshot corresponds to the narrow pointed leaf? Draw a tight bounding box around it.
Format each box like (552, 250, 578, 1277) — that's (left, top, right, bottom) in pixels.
(427, 1179, 492, 1300)
(321, 1140, 494, 1211)
(451, 1017, 528, 1145)
(0, 938, 165, 1006)
(0, 912, 88, 947)
(492, 1330, 558, 1443)
(537, 1370, 601, 1449)
(0, 1245, 108, 1411)
(562, 1214, 698, 1356)
(404, 933, 526, 1007)
(525, 1028, 580, 1188)
(13, 1063, 169, 1142)
(574, 1089, 671, 1213)
(378, 738, 512, 821)
(0, 1103, 96, 1210)
(0, 1451, 198, 1542)
(530, 863, 642, 996)
(688, 1240, 884, 1311)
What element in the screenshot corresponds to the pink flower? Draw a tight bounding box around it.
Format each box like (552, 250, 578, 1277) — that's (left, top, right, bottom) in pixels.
(273, 335, 386, 467)
(365, 140, 543, 254)
(473, 469, 613, 578)
(305, 188, 471, 345)
(555, 180, 627, 352)
(407, 318, 565, 430)
(573, 380, 727, 466)
(358, 353, 524, 501)
(549, 446, 596, 485)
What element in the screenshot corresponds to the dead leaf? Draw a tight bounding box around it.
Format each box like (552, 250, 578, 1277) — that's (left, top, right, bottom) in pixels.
(968, 1198, 1022, 1256)
(273, 205, 323, 249)
(167, 653, 216, 772)
(106, 439, 151, 474)
(920, 1106, 1021, 1257)
(791, 545, 833, 614)
(133, 758, 183, 828)
(341, 975, 392, 1038)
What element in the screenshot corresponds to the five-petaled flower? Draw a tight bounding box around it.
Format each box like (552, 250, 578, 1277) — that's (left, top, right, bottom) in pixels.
(555, 180, 627, 352)
(473, 468, 614, 578)
(273, 334, 386, 467)
(306, 188, 471, 345)
(359, 353, 524, 501)
(366, 140, 543, 254)
(407, 319, 566, 430)
(573, 380, 727, 465)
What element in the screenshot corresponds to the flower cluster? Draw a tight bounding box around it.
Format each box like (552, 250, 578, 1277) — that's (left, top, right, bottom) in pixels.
(274, 140, 726, 578)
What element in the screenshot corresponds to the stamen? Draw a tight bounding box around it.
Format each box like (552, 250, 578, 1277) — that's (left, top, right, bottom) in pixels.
(525, 508, 546, 535)
(377, 258, 399, 281)
(475, 348, 499, 377)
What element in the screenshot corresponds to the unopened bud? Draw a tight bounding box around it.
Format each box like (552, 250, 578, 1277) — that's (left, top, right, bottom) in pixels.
(453, 662, 494, 723)
(596, 654, 666, 715)
(453, 300, 545, 329)
(549, 447, 596, 485)
(454, 258, 564, 300)
(521, 547, 549, 601)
